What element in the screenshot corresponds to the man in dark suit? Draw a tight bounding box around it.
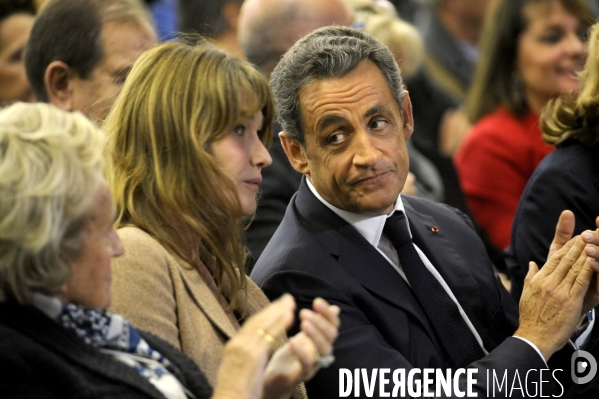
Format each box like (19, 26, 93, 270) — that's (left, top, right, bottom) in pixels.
(239, 0, 445, 271)
(251, 26, 599, 398)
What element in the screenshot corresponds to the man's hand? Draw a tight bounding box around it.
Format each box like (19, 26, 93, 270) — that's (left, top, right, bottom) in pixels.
(549, 211, 599, 266)
(548, 212, 599, 315)
(515, 236, 595, 360)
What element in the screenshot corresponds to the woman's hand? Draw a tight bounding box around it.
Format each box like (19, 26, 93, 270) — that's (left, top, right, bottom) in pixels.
(212, 294, 296, 399)
(262, 298, 340, 399)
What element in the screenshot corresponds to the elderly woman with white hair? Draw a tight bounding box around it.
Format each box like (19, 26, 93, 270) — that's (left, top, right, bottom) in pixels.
(0, 102, 336, 399)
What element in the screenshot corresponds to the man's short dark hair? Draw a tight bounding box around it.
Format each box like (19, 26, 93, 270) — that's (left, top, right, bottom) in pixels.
(270, 25, 405, 146)
(24, 0, 152, 102)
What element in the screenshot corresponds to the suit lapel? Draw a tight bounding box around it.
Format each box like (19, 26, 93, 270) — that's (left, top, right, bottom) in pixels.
(295, 178, 432, 331)
(402, 199, 495, 349)
(174, 256, 238, 340)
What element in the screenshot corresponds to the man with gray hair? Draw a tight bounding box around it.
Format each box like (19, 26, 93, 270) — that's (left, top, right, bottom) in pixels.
(239, 0, 444, 270)
(251, 26, 599, 398)
(24, 0, 156, 125)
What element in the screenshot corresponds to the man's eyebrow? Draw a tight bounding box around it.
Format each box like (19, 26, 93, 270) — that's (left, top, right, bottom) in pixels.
(364, 105, 390, 119)
(316, 114, 347, 133)
(315, 105, 393, 133)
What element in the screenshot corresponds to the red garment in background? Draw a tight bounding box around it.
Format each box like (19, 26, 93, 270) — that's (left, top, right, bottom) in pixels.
(454, 106, 554, 250)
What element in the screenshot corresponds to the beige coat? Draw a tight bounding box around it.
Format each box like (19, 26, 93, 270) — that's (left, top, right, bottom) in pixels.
(110, 227, 306, 398)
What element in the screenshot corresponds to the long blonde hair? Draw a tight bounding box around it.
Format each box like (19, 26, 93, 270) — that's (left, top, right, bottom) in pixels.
(542, 23, 599, 147)
(104, 36, 274, 309)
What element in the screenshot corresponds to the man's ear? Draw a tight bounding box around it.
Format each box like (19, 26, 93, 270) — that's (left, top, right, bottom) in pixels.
(279, 131, 311, 176)
(401, 90, 414, 141)
(44, 61, 74, 111)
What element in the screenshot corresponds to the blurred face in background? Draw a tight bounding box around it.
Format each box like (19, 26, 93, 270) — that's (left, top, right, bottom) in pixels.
(69, 21, 156, 125)
(517, 0, 588, 113)
(0, 13, 35, 105)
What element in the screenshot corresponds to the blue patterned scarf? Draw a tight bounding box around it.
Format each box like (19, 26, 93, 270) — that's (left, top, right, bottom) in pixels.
(58, 303, 174, 380)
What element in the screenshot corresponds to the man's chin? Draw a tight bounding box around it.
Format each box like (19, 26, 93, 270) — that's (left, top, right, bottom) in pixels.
(346, 197, 397, 216)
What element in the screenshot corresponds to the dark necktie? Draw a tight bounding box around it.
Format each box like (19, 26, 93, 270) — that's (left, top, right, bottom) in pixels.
(383, 211, 485, 368)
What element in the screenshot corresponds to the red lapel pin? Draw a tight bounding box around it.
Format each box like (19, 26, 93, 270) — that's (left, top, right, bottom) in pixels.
(431, 226, 439, 233)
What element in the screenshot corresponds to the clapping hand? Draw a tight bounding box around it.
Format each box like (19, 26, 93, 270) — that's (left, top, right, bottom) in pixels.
(262, 298, 340, 399)
(548, 211, 599, 314)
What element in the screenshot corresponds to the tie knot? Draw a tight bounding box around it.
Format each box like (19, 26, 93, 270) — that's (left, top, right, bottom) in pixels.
(383, 211, 412, 248)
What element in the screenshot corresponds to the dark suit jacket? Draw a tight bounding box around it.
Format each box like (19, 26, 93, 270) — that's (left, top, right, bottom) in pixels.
(0, 300, 213, 398)
(506, 141, 599, 300)
(251, 178, 574, 399)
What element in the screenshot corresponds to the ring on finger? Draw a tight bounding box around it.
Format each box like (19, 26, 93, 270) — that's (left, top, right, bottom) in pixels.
(317, 354, 335, 368)
(257, 328, 276, 344)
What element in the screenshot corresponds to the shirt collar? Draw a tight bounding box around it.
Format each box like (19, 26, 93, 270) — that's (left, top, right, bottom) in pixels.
(306, 178, 410, 246)
(31, 292, 63, 320)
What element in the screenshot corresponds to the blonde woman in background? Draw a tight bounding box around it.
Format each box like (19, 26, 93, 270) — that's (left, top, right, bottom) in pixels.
(105, 37, 339, 399)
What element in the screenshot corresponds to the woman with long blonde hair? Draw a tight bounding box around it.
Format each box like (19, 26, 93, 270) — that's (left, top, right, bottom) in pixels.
(0, 102, 325, 399)
(105, 36, 339, 399)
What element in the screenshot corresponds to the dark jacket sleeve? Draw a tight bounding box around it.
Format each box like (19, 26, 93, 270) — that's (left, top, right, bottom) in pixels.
(506, 142, 599, 301)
